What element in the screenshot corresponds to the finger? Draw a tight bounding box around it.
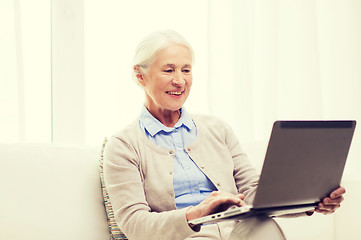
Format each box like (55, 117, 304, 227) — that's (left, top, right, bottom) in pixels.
(189, 192, 243, 219)
(237, 193, 245, 200)
(207, 192, 243, 209)
(216, 191, 243, 203)
(323, 196, 344, 205)
(330, 186, 346, 199)
(317, 202, 340, 213)
(236, 194, 247, 206)
(315, 208, 335, 215)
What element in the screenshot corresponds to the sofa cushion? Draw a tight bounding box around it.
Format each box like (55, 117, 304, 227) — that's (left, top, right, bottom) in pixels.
(0, 143, 110, 240)
(99, 138, 128, 239)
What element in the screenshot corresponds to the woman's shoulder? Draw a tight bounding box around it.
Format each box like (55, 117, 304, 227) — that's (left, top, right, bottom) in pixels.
(190, 113, 239, 147)
(190, 114, 237, 141)
(104, 120, 145, 157)
(109, 120, 142, 145)
(192, 113, 231, 129)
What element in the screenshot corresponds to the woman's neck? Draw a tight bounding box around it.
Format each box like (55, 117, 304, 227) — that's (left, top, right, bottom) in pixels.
(145, 105, 181, 127)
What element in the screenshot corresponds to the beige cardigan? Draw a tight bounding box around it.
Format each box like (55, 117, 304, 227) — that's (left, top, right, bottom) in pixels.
(103, 114, 259, 240)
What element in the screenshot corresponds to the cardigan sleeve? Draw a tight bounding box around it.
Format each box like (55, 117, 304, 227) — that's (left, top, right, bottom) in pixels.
(103, 136, 197, 240)
(222, 121, 259, 204)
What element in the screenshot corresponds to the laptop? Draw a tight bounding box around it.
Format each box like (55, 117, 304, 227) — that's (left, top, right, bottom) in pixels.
(188, 120, 356, 226)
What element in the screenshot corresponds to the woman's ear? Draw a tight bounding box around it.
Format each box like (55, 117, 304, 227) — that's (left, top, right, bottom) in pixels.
(133, 65, 145, 86)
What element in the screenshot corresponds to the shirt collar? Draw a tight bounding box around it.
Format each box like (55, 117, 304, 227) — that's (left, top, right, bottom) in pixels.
(138, 105, 195, 137)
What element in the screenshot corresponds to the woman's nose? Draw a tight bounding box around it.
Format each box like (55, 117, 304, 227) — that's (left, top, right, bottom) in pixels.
(172, 71, 185, 86)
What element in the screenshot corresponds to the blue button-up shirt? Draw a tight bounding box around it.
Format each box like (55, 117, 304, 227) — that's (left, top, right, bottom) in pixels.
(138, 106, 217, 209)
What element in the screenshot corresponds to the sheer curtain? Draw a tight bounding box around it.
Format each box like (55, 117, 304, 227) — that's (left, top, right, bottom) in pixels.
(0, 0, 51, 143)
(1, 0, 360, 177)
(207, 2, 361, 238)
(1, 0, 359, 176)
(208, 0, 361, 179)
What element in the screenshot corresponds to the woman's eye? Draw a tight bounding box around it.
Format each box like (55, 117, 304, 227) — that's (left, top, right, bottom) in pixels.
(164, 69, 173, 73)
(183, 69, 191, 73)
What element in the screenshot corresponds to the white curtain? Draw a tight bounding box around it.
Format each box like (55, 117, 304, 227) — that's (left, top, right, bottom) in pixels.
(209, 0, 361, 137)
(207, 0, 361, 178)
(1, 0, 360, 176)
(0, 0, 51, 143)
(207, 3, 361, 238)
(1, 0, 360, 174)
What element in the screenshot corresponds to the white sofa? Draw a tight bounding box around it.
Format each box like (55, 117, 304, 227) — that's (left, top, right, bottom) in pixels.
(0, 142, 360, 240)
(0, 143, 110, 240)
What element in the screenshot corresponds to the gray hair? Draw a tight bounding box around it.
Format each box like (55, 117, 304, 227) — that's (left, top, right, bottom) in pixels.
(132, 30, 194, 83)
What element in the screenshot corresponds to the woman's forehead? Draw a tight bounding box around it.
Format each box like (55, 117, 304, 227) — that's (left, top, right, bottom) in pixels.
(152, 45, 192, 65)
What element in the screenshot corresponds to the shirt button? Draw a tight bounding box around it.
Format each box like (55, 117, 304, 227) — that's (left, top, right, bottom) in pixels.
(186, 166, 191, 170)
(217, 182, 221, 187)
(193, 186, 198, 190)
(200, 165, 205, 169)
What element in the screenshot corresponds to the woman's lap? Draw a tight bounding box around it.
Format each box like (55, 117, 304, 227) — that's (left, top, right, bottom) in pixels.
(186, 217, 285, 240)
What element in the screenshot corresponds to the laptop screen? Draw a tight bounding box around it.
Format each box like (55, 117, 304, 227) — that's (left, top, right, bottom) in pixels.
(252, 121, 356, 209)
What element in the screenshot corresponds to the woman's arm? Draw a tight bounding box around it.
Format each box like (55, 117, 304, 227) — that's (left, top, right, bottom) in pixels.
(222, 121, 259, 204)
(103, 136, 195, 240)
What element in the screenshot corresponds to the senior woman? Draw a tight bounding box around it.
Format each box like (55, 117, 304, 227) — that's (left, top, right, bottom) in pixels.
(103, 30, 345, 240)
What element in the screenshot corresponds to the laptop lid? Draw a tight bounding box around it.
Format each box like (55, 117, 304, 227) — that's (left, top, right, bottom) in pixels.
(188, 120, 356, 226)
(253, 120, 356, 209)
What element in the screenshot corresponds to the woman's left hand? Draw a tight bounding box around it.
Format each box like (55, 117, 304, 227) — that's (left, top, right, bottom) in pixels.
(314, 186, 346, 215)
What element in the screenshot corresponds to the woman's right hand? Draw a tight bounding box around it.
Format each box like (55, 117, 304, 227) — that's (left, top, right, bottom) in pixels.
(186, 191, 246, 222)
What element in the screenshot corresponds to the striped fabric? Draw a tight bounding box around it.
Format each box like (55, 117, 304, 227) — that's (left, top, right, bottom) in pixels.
(99, 138, 128, 240)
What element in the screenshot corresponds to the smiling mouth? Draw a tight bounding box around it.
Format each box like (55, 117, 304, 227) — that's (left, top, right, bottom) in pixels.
(166, 90, 184, 96)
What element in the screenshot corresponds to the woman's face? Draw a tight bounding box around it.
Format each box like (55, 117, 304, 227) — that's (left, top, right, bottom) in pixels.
(139, 44, 193, 117)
